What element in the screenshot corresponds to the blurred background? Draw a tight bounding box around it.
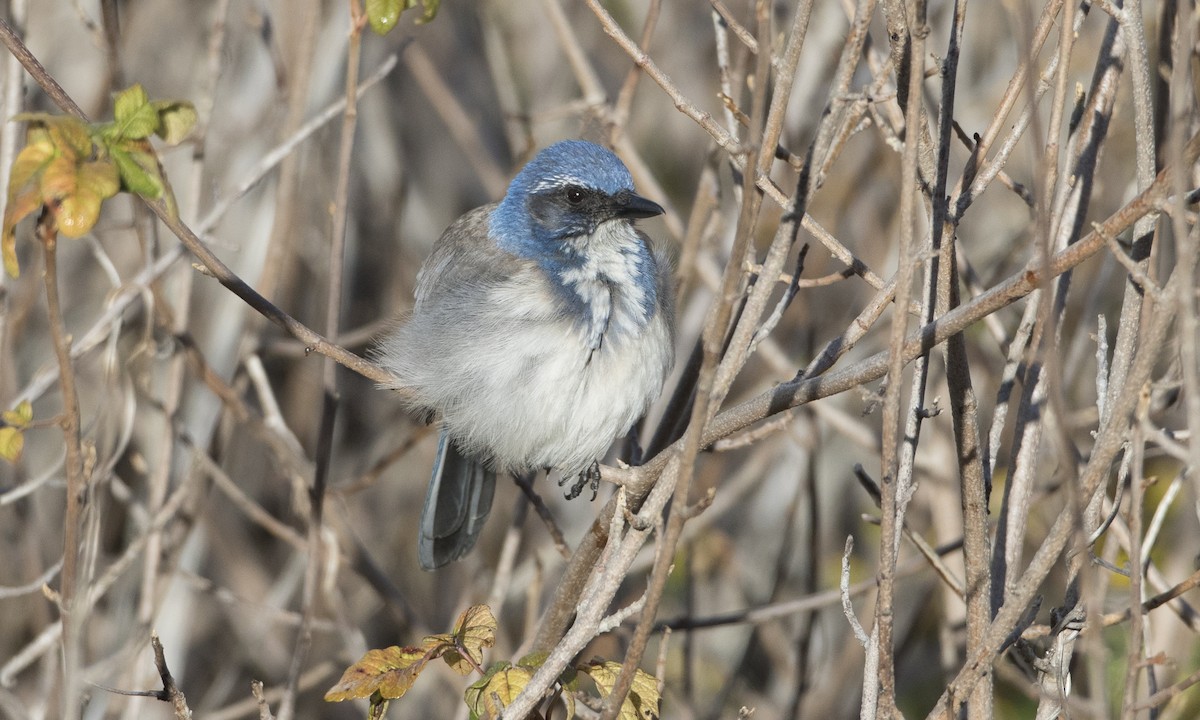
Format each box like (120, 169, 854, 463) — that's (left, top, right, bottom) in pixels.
(1, 1, 1198, 718)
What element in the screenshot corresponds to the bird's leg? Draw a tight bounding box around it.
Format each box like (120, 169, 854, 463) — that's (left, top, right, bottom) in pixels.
(622, 427, 644, 466)
(560, 460, 602, 501)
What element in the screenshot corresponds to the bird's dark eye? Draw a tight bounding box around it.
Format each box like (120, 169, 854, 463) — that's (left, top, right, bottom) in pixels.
(564, 186, 585, 205)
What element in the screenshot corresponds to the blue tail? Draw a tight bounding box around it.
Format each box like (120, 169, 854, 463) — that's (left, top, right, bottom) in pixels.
(419, 429, 496, 570)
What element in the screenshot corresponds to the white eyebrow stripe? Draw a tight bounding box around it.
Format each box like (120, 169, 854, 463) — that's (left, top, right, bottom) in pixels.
(530, 173, 591, 193)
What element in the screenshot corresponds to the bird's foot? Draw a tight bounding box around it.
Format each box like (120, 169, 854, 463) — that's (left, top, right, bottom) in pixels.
(560, 460, 601, 501)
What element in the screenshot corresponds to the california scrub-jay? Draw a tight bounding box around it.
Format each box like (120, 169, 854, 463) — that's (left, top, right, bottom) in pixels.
(377, 140, 675, 569)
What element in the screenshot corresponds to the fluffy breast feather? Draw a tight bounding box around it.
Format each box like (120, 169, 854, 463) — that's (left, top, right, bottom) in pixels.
(377, 207, 674, 475)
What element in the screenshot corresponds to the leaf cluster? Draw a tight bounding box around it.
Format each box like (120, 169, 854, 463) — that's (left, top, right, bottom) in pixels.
(325, 605, 661, 719)
(1, 83, 195, 277)
(0, 400, 32, 462)
(364, 0, 440, 35)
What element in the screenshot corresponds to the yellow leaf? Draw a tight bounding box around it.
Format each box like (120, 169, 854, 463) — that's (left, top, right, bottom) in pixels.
(56, 187, 103, 238)
(0, 427, 23, 462)
(78, 160, 120, 200)
(443, 604, 497, 675)
(464, 664, 532, 720)
(152, 101, 198, 145)
(2, 401, 33, 428)
(580, 661, 661, 720)
(10, 141, 55, 191)
(324, 645, 438, 702)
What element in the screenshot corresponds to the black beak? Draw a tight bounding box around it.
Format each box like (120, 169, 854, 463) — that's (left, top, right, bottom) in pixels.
(613, 190, 665, 220)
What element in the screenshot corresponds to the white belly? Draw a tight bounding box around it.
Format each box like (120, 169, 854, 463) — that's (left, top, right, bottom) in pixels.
(440, 293, 672, 475)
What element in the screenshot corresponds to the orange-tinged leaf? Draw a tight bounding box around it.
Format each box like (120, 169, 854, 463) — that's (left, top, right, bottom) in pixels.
(443, 604, 497, 675)
(324, 645, 438, 702)
(4, 181, 43, 225)
(0, 426, 23, 462)
(45, 116, 93, 158)
(3, 181, 43, 277)
(14, 114, 92, 159)
(77, 160, 120, 200)
(39, 155, 78, 202)
(55, 187, 103, 238)
(2, 401, 33, 428)
(2, 228, 17, 277)
(464, 663, 532, 720)
(580, 661, 661, 720)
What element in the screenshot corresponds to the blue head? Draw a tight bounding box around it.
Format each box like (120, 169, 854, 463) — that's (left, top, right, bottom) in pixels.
(490, 140, 663, 256)
(489, 141, 666, 337)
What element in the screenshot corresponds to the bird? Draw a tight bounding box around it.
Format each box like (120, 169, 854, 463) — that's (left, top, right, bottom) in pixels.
(376, 140, 676, 570)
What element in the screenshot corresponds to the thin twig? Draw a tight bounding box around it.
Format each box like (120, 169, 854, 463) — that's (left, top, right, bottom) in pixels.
(151, 632, 193, 719)
(36, 209, 87, 719)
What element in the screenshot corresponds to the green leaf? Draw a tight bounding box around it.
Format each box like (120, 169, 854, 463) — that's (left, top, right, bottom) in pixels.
(0, 426, 23, 462)
(365, 0, 438, 33)
(110, 145, 164, 199)
(516, 651, 548, 669)
(152, 100, 197, 145)
(113, 84, 149, 122)
(414, 0, 440, 24)
(111, 84, 160, 141)
(366, 0, 404, 35)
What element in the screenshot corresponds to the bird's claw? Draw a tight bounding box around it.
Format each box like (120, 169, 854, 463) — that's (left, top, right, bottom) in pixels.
(561, 460, 601, 501)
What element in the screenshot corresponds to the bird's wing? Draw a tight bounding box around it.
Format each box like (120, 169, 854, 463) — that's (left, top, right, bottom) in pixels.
(413, 203, 506, 308)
